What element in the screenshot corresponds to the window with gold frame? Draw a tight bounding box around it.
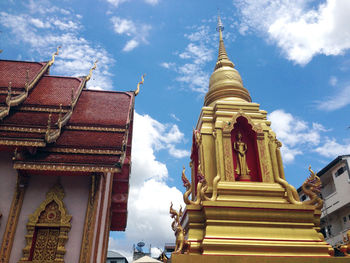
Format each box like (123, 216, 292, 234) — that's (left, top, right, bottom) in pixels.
(19, 182, 71, 262)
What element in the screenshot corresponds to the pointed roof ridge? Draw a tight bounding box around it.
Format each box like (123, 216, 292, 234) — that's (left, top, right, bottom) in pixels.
(214, 15, 234, 70)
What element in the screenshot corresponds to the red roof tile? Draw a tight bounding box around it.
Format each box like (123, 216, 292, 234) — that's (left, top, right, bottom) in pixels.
(0, 60, 47, 89)
(69, 90, 133, 127)
(23, 76, 84, 107)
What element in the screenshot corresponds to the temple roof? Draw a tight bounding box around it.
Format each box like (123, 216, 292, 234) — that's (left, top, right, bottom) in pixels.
(0, 57, 135, 231)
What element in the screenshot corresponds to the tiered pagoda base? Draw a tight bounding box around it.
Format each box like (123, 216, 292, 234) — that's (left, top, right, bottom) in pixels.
(177, 183, 333, 260)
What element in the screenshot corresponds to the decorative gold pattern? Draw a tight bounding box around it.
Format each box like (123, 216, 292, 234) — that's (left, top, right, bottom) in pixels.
(19, 182, 71, 262)
(256, 139, 271, 182)
(65, 125, 126, 132)
(0, 174, 29, 263)
(170, 202, 188, 254)
(135, 74, 146, 96)
(13, 162, 121, 173)
(19, 106, 70, 113)
(223, 137, 234, 181)
(0, 126, 46, 133)
(0, 139, 45, 147)
(79, 174, 100, 263)
(48, 147, 123, 155)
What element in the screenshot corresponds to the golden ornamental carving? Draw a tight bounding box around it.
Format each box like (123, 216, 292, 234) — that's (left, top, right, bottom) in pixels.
(301, 166, 323, 210)
(48, 46, 61, 66)
(13, 162, 121, 173)
(268, 136, 301, 204)
(65, 125, 126, 132)
(198, 164, 220, 202)
(233, 132, 251, 180)
(45, 76, 86, 144)
(169, 202, 188, 254)
(181, 166, 202, 205)
(0, 174, 29, 262)
(222, 111, 258, 134)
(79, 174, 100, 262)
(223, 138, 234, 181)
(19, 182, 72, 262)
(0, 48, 59, 120)
(86, 60, 98, 82)
(135, 74, 146, 96)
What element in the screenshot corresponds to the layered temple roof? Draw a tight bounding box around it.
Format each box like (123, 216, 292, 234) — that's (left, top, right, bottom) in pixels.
(0, 56, 135, 231)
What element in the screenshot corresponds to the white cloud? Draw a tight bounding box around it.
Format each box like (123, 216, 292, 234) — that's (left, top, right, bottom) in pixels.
(106, 0, 129, 7)
(0, 6, 114, 90)
(170, 113, 180, 122)
(268, 109, 326, 163)
(110, 16, 151, 52)
(316, 84, 350, 111)
(144, 0, 160, 5)
(234, 0, 350, 65)
(162, 24, 220, 93)
(105, 0, 159, 7)
(314, 138, 350, 157)
(109, 112, 186, 260)
(160, 62, 175, 69)
(329, 76, 338, 87)
(123, 39, 139, 52)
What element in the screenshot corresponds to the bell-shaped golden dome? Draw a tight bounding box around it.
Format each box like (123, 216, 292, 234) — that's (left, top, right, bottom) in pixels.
(204, 17, 251, 106)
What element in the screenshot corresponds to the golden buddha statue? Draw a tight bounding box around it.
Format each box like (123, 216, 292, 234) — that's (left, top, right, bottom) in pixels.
(234, 132, 251, 180)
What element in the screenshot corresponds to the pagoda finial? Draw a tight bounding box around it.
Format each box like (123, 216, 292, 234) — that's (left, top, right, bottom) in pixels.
(86, 60, 98, 82)
(48, 46, 61, 66)
(214, 15, 234, 69)
(204, 15, 251, 105)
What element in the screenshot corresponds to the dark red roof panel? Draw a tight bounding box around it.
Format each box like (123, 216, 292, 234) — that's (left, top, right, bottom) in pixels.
(55, 130, 125, 149)
(69, 90, 133, 127)
(1, 111, 58, 127)
(23, 76, 83, 107)
(0, 60, 47, 89)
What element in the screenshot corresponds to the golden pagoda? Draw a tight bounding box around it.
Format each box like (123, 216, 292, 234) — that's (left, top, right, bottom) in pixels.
(169, 17, 348, 263)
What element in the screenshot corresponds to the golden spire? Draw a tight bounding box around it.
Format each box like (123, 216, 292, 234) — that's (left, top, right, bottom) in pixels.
(215, 15, 234, 70)
(204, 16, 251, 106)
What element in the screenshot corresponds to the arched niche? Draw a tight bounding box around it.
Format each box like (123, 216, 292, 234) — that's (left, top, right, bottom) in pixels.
(19, 183, 71, 262)
(190, 129, 201, 197)
(230, 116, 262, 182)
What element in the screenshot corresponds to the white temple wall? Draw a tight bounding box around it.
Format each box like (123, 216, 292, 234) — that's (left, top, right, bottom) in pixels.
(9, 174, 89, 263)
(0, 152, 18, 246)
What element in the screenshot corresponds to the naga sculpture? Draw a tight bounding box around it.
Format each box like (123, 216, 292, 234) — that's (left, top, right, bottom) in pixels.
(339, 230, 350, 256)
(301, 166, 323, 210)
(169, 202, 187, 254)
(182, 166, 204, 205)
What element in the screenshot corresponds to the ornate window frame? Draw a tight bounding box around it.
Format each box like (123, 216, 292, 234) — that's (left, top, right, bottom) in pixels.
(19, 182, 72, 262)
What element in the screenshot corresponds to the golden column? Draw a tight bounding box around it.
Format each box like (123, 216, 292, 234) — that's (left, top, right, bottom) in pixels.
(170, 16, 338, 262)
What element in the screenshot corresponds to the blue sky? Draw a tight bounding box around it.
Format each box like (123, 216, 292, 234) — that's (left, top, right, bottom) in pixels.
(2, 0, 350, 260)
